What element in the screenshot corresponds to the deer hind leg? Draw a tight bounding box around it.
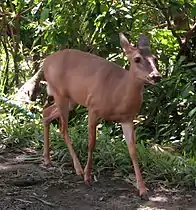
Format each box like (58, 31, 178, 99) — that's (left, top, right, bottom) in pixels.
(84, 110, 98, 185)
(121, 122, 148, 200)
(43, 103, 60, 166)
(54, 96, 83, 176)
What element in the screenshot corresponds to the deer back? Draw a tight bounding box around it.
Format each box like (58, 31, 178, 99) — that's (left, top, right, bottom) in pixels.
(44, 48, 147, 122)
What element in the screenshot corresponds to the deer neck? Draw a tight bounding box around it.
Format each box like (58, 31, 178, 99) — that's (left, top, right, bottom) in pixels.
(126, 69, 145, 100)
(105, 69, 145, 122)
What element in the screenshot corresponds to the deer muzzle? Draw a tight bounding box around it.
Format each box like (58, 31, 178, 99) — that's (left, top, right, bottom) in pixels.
(149, 71, 162, 83)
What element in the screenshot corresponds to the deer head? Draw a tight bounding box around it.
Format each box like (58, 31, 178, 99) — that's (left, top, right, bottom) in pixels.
(119, 33, 162, 84)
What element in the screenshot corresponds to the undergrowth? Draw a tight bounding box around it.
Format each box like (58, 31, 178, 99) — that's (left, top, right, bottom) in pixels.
(50, 120, 196, 188)
(0, 97, 196, 188)
(1, 107, 195, 189)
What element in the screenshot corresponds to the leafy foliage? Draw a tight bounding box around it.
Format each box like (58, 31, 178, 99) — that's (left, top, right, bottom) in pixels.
(0, 96, 42, 147)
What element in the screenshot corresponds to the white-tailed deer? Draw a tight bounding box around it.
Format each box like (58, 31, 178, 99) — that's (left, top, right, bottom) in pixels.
(42, 33, 162, 199)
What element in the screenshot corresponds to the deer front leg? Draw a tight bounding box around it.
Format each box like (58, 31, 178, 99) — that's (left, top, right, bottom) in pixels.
(121, 122, 148, 200)
(84, 112, 97, 185)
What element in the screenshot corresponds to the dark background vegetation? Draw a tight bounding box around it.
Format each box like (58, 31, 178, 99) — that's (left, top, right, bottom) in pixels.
(0, 0, 196, 187)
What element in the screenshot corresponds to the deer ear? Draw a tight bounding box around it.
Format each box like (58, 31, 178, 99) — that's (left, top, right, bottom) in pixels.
(119, 33, 129, 52)
(137, 34, 150, 50)
(119, 33, 135, 53)
(137, 34, 152, 56)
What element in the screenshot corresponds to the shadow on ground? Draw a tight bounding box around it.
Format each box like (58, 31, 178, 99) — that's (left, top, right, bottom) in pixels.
(0, 148, 195, 210)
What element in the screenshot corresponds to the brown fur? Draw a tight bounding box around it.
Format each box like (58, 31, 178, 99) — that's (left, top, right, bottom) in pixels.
(42, 33, 162, 198)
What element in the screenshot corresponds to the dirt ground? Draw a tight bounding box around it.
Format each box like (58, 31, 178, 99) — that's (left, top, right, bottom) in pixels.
(0, 148, 196, 210)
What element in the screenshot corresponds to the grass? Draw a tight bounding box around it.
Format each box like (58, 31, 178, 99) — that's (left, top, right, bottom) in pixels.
(50, 119, 196, 188)
(0, 107, 196, 189)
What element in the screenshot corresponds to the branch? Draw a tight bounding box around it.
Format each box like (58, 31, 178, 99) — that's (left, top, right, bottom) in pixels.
(167, 20, 183, 46)
(156, 0, 183, 46)
(183, 23, 196, 44)
(0, 36, 10, 93)
(153, 22, 168, 29)
(1, 3, 16, 49)
(20, 15, 34, 23)
(20, 1, 43, 15)
(30, 196, 55, 207)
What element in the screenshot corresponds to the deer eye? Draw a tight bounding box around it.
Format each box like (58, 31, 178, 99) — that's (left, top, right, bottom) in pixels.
(134, 56, 142, 63)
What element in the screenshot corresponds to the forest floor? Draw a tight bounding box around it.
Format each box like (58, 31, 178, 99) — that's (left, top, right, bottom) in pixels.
(0, 147, 196, 210)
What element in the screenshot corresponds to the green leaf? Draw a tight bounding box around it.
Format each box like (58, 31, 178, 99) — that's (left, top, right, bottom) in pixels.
(100, 4, 108, 13)
(191, 6, 196, 17)
(182, 62, 196, 68)
(40, 8, 49, 23)
(12, 0, 18, 5)
(31, 2, 42, 14)
(125, 14, 132, 19)
(177, 56, 186, 65)
(188, 107, 196, 117)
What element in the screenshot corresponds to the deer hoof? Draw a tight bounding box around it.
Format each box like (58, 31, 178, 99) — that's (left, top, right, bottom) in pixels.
(76, 169, 84, 176)
(140, 192, 149, 201)
(73, 161, 84, 176)
(74, 165, 84, 176)
(84, 175, 92, 186)
(42, 162, 55, 169)
(85, 179, 92, 186)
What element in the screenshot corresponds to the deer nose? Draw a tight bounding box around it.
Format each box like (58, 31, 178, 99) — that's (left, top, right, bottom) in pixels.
(151, 74, 162, 83)
(149, 72, 162, 83)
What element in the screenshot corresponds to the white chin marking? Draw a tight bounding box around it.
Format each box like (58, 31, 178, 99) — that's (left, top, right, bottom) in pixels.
(149, 80, 155, 85)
